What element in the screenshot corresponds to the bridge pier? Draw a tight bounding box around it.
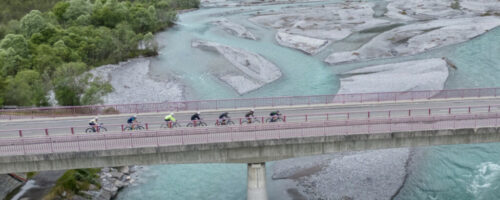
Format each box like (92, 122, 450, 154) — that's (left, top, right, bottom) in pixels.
(247, 163, 267, 200)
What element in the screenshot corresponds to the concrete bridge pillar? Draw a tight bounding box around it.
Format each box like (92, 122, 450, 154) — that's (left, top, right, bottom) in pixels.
(247, 163, 267, 200)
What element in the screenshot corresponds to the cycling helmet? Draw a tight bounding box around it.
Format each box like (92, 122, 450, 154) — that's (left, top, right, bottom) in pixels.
(197, 111, 201, 115)
(251, 108, 255, 112)
(170, 112, 174, 116)
(133, 114, 137, 118)
(95, 116, 99, 120)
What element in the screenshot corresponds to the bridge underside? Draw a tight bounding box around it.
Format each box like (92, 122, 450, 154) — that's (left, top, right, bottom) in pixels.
(1, 127, 499, 173)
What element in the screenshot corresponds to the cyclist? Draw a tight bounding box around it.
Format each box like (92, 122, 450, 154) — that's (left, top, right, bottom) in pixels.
(127, 115, 138, 129)
(219, 112, 230, 125)
(269, 110, 281, 122)
(164, 112, 176, 128)
(191, 111, 201, 121)
(191, 111, 202, 125)
(89, 116, 99, 132)
(245, 109, 255, 123)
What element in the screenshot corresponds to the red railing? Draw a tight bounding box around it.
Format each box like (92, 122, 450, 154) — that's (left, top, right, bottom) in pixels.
(0, 112, 498, 156)
(1, 103, 499, 138)
(1, 88, 499, 120)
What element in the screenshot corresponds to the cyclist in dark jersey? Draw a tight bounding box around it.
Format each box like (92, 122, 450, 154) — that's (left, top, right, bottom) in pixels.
(269, 110, 281, 122)
(245, 109, 255, 123)
(191, 111, 201, 121)
(219, 112, 230, 125)
(127, 115, 138, 129)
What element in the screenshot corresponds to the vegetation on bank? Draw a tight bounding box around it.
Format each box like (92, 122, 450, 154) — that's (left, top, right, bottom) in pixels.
(44, 168, 101, 199)
(0, 0, 200, 107)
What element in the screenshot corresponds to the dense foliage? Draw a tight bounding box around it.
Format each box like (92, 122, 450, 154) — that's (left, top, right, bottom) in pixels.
(0, 0, 199, 106)
(44, 168, 101, 199)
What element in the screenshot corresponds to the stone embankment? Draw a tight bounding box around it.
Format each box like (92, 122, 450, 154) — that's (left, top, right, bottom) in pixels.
(85, 166, 140, 200)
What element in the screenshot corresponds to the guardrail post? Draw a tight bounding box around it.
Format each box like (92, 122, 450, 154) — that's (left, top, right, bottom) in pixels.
(18, 130, 22, 137)
(71, 127, 74, 135)
(449, 108, 451, 114)
(428, 109, 431, 116)
(388, 111, 391, 118)
(283, 116, 286, 122)
(489, 106, 491, 112)
(368, 112, 370, 118)
(469, 107, 471, 113)
(121, 124, 124, 132)
(240, 118, 242, 125)
(326, 113, 329, 121)
(347, 113, 350, 120)
(305, 115, 308, 122)
(45, 129, 49, 136)
(408, 110, 411, 116)
(146, 123, 149, 130)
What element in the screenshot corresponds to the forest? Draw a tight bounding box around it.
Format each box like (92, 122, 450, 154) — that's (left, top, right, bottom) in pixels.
(0, 0, 199, 107)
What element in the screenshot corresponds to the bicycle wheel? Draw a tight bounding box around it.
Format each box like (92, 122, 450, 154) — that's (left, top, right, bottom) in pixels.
(199, 122, 207, 126)
(254, 119, 261, 123)
(99, 127, 108, 132)
(124, 127, 132, 131)
(85, 128, 94, 133)
(265, 117, 271, 123)
(136, 126, 145, 130)
(187, 122, 193, 127)
(227, 120, 235, 125)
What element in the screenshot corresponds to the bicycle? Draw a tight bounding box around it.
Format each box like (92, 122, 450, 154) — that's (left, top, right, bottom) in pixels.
(215, 118, 235, 126)
(160, 121, 181, 128)
(124, 123, 145, 131)
(186, 120, 207, 127)
(242, 117, 261, 124)
(265, 115, 283, 123)
(85, 123, 108, 133)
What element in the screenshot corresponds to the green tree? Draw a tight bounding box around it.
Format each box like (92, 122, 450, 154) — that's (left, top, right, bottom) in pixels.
(53, 62, 112, 106)
(53, 62, 87, 105)
(20, 10, 47, 37)
(3, 70, 48, 106)
(63, 0, 92, 21)
(0, 34, 28, 56)
(52, 1, 70, 21)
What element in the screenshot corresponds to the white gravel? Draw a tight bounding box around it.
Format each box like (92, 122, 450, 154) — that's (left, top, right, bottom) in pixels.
(337, 58, 449, 94)
(325, 16, 500, 64)
(192, 40, 282, 94)
(91, 58, 183, 105)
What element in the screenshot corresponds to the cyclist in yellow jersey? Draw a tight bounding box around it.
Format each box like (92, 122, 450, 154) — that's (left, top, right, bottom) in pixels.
(164, 113, 176, 128)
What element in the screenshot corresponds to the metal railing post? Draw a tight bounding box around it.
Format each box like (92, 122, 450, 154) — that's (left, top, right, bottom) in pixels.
(45, 129, 49, 136)
(18, 130, 23, 137)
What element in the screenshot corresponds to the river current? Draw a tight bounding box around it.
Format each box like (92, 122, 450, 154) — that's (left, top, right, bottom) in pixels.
(116, 1, 500, 199)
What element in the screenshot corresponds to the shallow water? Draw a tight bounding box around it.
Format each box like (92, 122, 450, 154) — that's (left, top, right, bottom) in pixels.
(117, 1, 500, 199)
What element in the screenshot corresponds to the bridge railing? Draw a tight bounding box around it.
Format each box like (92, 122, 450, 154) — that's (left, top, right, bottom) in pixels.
(0, 111, 499, 156)
(2, 103, 499, 138)
(1, 88, 499, 120)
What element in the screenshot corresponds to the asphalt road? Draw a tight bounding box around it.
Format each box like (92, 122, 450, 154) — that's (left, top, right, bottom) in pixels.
(2, 97, 500, 138)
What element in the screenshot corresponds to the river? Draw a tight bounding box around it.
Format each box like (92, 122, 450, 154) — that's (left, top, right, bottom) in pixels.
(116, 0, 500, 199)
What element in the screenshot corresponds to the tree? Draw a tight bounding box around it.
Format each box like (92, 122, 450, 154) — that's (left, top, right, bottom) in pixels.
(3, 70, 48, 106)
(63, 0, 92, 21)
(52, 1, 70, 21)
(53, 62, 87, 105)
(20, 10, 47, 37)
(0, 34, 28, 56)
(53, 62, 112, 106)
(81, 76, 113, 105)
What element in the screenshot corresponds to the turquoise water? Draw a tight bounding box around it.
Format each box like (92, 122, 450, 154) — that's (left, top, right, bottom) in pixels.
(117, 2, 500, 199)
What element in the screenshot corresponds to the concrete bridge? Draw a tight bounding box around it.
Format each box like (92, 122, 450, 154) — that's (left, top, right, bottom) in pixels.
(2, 88, 500, 199)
